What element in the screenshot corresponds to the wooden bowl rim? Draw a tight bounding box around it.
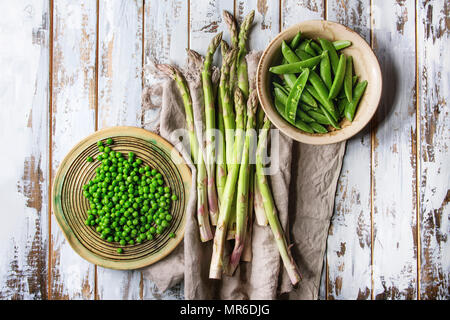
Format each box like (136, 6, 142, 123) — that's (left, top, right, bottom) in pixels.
(256, 20, 382, 145)
(51, 126, 191, 270)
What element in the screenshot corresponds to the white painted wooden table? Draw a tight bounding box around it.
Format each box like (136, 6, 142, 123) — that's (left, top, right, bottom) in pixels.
(0, 0, 448, 300)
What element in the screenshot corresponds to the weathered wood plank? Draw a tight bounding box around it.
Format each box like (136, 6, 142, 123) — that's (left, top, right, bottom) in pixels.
(417, 0, 449, 300)
(0, 0, 49, 299)
(96, 0, 144, 300)
(282, 0, 324, 29)
(142, 0, 189, 132)
(51, 0, 97, 299)
(325, 0, 372, 300)
(141, 0, 189, 299)
(235, 0, 280, 51)
(371, 0, 418, 300)
(189, 0, 234, 57)
(282, 0, 335, 299)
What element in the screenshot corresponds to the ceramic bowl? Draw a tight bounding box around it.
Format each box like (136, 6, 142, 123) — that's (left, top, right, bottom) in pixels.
(256, 20, 382, 144)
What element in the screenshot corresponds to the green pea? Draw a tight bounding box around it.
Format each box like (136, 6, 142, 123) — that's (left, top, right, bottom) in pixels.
(328, 54, 347, 100)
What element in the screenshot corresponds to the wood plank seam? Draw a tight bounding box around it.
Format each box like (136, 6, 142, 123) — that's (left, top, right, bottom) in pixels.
(141, 0, 146, 129)
(94, 0, 100, 301)
(140, 0, 146, 299)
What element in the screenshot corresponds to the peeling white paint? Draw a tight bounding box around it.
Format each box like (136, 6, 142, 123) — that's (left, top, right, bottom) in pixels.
(0, 0, 49, 299)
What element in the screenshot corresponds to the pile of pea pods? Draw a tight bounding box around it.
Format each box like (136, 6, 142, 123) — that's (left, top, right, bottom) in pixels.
(269, 31, 368, 134)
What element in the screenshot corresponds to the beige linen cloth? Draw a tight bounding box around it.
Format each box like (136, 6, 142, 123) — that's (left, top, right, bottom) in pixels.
(140, 51, 346, 300)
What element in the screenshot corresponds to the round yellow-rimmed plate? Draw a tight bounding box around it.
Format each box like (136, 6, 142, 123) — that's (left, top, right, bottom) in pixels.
(52, 126, 191, 270)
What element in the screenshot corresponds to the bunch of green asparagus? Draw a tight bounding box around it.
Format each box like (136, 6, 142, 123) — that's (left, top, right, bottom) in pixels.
(158, 11, 301, 285)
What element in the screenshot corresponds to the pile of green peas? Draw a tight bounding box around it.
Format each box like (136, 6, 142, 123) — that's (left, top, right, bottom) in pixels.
(83, 138, 177, 254)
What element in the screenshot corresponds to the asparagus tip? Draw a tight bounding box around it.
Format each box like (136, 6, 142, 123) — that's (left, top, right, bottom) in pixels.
(225, 48, 238, 65)
(220, 40, 230, 57)
(247, 90, 258, 115)
(242, 10, 255, 27)
(155, 64, 175, 78)
(186, 48, 203, 62)
(234, 87, 245, 112)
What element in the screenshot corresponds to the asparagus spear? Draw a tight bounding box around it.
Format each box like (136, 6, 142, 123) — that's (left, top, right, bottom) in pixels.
(209, 88, 246, 279)
(219, 48, 238, 171)
(242, 103, 262, 261)
(253, 104, 269, 226)
(253, 177, 268, 226)
(202, 32, 222, 225)
(196, 144, 213, 241)
(236, 10, 255, 99)
(228, 91, 258, 274)
(227, 12, 254, 238)
(156, 64, 213, 241)
(216, 41, 230, 204)
(255, 117, 302, 285)
(241, 167, 254, 261)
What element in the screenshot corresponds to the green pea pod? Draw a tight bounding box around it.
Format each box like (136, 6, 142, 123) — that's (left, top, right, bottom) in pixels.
(296, 109, 315, 123)
(333, 40, 352, 51)
(318, 38, 339, 74)
(319, 105, 340, 129)
(320, 50, 332, 89)
(310, 41, 323, 54)
(281, 40, 300, 63)
(328, 54, 347, 100)
(337, 98, 348, 117)
(269, 54, 324, 74)
(273, 82, 290, 96)
(295, 48, 314, 61)
(344, 56, 353, 102)
(299, 102, 313, 112)
(274, 87, 288, 106)
(274, 84, 314, 117)
(294, 119, 314, 133)
(282, 73, 297, 88)
(297, 40, 308, 52)
(310, 122, 328, 133)
(345, 80, 368, 122)
(304, 41, 317, 56)
(290, 31, 302, 48)
(284, 75, 318, 108)
(274, 96, 287, 118)
(306, 72, 338, 121)
(305, 84, 322, 102)
(275, 95, 314, 134)
(307, 110, 331, 125)
(337, 75, 358, 99)
(286, 68, 310, 122)
(300, 90, 318, 108)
